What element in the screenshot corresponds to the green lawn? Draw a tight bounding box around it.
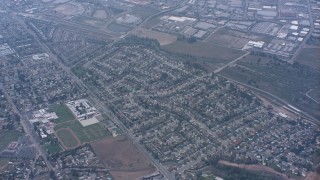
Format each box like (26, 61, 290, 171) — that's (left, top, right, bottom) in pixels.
(49, 104, 75, 123)
(0, 131, 22, 151)
(54, 120, 110, 143)
(56, 129, 79, 148)
(44, 143, 62, 155)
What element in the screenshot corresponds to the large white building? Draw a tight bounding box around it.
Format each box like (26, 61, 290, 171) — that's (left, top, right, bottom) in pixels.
(66, 99, 100, 127)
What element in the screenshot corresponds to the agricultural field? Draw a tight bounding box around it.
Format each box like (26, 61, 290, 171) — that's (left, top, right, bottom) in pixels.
(56, 128, 80, 149)
(91, 136, 155, 180)
(296, 48, 320, 71)
(219, 55, 320, 119)
(0, 131, 21, 151)
(54, 120, 110, 144)
(49, 104, 75, 123)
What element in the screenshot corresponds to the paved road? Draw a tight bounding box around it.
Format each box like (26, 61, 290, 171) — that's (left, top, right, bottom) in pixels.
(0, 84, 54, 171)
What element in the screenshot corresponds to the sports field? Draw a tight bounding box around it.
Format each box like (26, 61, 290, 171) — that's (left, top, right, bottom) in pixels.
(54, 120, 110, 144)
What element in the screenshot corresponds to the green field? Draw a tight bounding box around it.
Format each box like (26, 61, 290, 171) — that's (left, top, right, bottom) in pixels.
(56, 129, 79, 148)
(49, 104, 75, 123)
(0, 131, 22, 151)
(44, 143, 62, 155)
(296, 48, 320, 70)
(54, 120, 110, 143)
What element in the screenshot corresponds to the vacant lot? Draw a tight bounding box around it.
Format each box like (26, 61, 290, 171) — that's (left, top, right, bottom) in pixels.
(220, 55, 320, 119)
(93, 10, 108, 19)
(308, 88, 320, 103)
(219, 160, 292, 180)
(296, 48, 320, 71)
(54, 120, 110, 143)
(108, 23, 132, 33)
(132, 28, 177, 46)
(49, 104, 75, 123)
(54, 3, 84, 16)
(162, 41, 246, 71)
(56, 128, 80, 149)
(206, 28, 249, 49)
(162, 41, 245, 61)
(91, 136, 155, 180)
(0, 158, 9, 171)
(0, 131, 21, 151)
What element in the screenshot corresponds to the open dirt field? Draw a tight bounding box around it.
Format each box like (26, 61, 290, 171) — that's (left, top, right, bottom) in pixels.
(219, 160, 294, 180)
(94, 10, 108, 19)
(132, 28, 177, 46)
(304, 172, 320, 180)
(206, 29, 249, 49)
(54, 3, 84, 16)
(56, 128, 80, 149)
(91, 136, 156, 180)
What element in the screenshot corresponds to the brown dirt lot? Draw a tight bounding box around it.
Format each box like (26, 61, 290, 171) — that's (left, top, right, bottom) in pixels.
(219, 160, 294, 180)
(304, 172, 320, 180)
(91, 136, 156, 180)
